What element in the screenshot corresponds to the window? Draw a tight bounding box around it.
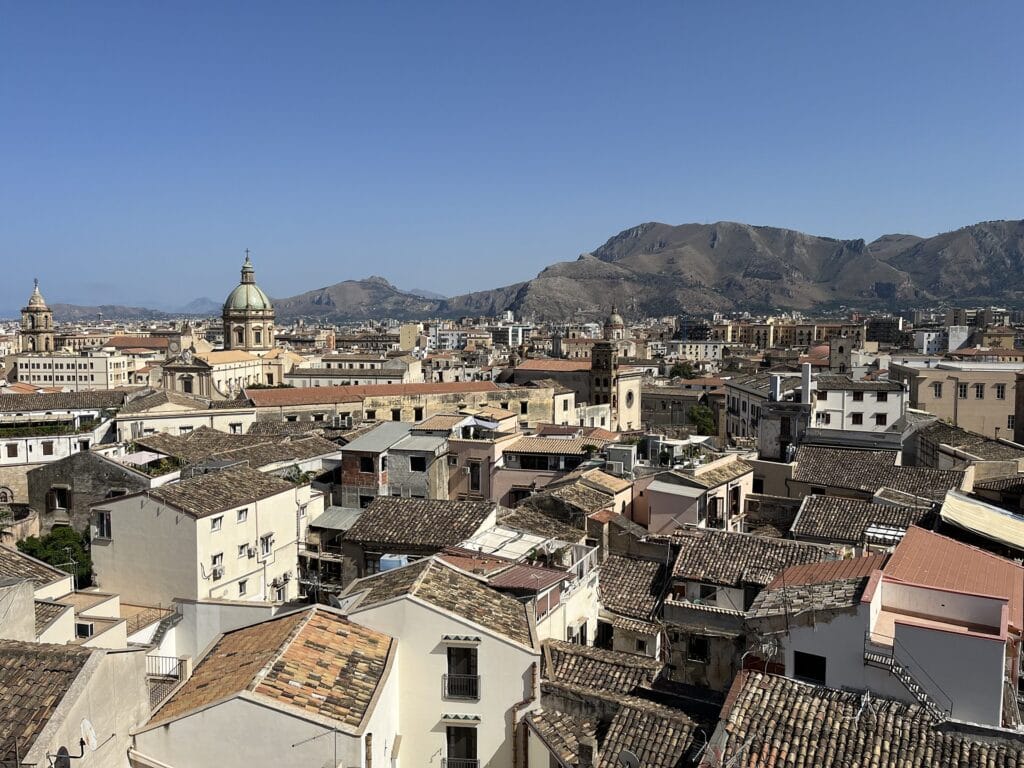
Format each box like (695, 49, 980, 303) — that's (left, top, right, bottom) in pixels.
(238, 579, 247, 596)
(414, 407, 424, 420)
(852, 391, 864, 402)
(562, 399, 569, 412)
(931, 382, 943, 399)
(391, 408, 401, 421)
(793, 650, 827, 685)
(211, 516, 223, 532)
(95, 511, 112, 540)
(285, 414, 298, 422)
(469, 460, 482, 492)
(211, 552, 223, 568)
(851, 413, 863, 425)
(876, 391, 888, 403)
(179, 426, 193, 435)
(410, 456, 427, 472)
(699, 584, 717, 601)
(635, 638, 649, 654)
(238, 543, 248, 559)
(237, 508, 248, 523)
(445, 646, 479, 699)
(365, 409, 376, 420)
(974, 383, 985, 399)
(41, 441, 54, 456)
(687, 635, 710, 663)
(875, 413, 887, 426)
(958, 383, 968, 400)
(816, 390, 827, 401)
(1010, 415, 1017, 430)
(359, 456, 374, 473)
(448, 455, 458, 467)
(996, 384, 1007, 400)
(275, 586, 285, 601)
(4, 444, 15, 458)
(365, 554, 381, 574)
(446, 726, 478, 764)
(260, 534, 273, 557)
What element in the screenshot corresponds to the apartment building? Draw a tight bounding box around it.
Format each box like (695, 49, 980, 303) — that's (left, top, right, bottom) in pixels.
(91, 466, 324, 605)
(890, 359, 1020, 437)
(810, 375, 906, 432)
(15, 349, 132, 390)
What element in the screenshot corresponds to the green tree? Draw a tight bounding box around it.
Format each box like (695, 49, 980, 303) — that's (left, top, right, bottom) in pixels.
(669, 361, 696, 379)
(18, 527, 92, 587)
(687, 404, 716, 436)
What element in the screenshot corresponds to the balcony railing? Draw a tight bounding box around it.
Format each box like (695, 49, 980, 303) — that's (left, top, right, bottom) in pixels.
(442, 759, 480, 768)
(443, 674, 480, 700)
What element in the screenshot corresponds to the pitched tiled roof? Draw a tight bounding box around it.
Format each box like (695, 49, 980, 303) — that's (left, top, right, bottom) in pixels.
(207, 435, 341, 468)
(0, 390, 128, 413)
(885, 526, 1024, 631)
(105, 335, 169, 349)
(343, 498, 494, 550)
(0, 641, 93, 763)
(793, 446, 964, 499)
(119, 391, 212, 414)
(815, 374, 905, 392)
(34, 601, 68, 634)
(153, 608, 392, 731)
(791, 495, 930, 545)
(767, 554, 886, 589)
(718, 671, 1024, 766)
(917, 420, 1024, 461)
(671, 528, 834, 588)
(748, 577, 868, 619)
(0, 545, 67, 588)
(525, 709, 595, 767)
(543, 639, 663, 694)
(676, 459, 754, 489)
(145, 466, 294, 518)
(514, 359, 592, 372)
(596, 701, 696, 768)
(497, 505, 585, 541)
(345, 559, 534, 647)
(245, 381, 499, 407)
(506, 437, 611, 456)
(598, 555, 667, 621)
(546, 483, 614, 514)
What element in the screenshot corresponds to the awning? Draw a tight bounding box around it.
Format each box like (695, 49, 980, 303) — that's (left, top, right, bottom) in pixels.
(940, 490, 1024, 551)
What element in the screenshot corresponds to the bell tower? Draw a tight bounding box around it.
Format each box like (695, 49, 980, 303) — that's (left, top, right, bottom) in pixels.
(20, 279, 54, 353)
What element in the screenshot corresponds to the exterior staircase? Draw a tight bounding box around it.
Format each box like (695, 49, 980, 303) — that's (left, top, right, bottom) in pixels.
(150, 605, 183, 648)
(864, 635, 948, 721)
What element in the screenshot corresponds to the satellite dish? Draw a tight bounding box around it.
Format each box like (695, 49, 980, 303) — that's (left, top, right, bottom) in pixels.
(54, 747, 71, 768)
(81, 719, 98, 751)
(618, 749, 640, 768)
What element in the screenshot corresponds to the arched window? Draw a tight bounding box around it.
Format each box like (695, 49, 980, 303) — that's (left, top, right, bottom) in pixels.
(29, 316, 35, 329)
(235, 329, 244, 345)
(0, 487, 12, 503)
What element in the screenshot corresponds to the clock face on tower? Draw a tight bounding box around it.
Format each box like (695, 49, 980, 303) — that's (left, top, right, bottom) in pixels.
(168, 341, 180, 355)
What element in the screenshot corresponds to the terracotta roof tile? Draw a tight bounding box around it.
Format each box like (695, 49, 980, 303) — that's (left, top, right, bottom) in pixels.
(767, 554, 886, 589)
(718, 671, 1024, 766)
(793, 446, 963, 499)
(525, 709, 595, 766)
(514, 359, 592, 372)
(33, 601, 68, 634)
(153, 608, 392, 730)
(0, 641, 93, 762)
(145, 466, 294, 518)
(0, 545, 67, 588)
(0, 390, 128, 413)
(671, 528, 835, 588)
(506, 436, 611, 456)
(345, 559, 534, 646)
(791, 495, 931, 545)
(596, 701, 696, 768)
(343, 498, 494, 550)
(245, 381, 499, 407)
(598, 555, 668, 621)
(543, 639, 663, 695)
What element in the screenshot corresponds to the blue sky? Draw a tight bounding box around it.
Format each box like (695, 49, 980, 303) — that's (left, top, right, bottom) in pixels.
(2, 2, 1021, 312)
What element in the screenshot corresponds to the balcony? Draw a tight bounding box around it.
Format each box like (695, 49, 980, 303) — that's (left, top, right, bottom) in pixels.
(443, 674, 480, 700)
(442, 760, 480, 768)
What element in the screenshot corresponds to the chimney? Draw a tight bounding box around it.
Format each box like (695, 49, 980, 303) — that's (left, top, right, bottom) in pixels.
(769, 374, 782, 402)
(801, 363, 813, 405)
(577, 731, 597, 768)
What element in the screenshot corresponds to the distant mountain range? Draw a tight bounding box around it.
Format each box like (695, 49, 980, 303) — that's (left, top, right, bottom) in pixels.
(39, 218, 1024, 323)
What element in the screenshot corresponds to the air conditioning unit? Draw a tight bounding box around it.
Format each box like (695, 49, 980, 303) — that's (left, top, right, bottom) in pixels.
(462, 466, 471, 475)
(247, 547, 257, 559)
(212, 565, 225, 580)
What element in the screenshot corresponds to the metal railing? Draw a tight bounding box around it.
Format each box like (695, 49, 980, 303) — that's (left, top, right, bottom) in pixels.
(862, 632, 953, 717)
(146, 655, 184, 680)
(442, 674, 480, 700)
(442, 759, 480, 768)
(126, 604, 177, 636)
